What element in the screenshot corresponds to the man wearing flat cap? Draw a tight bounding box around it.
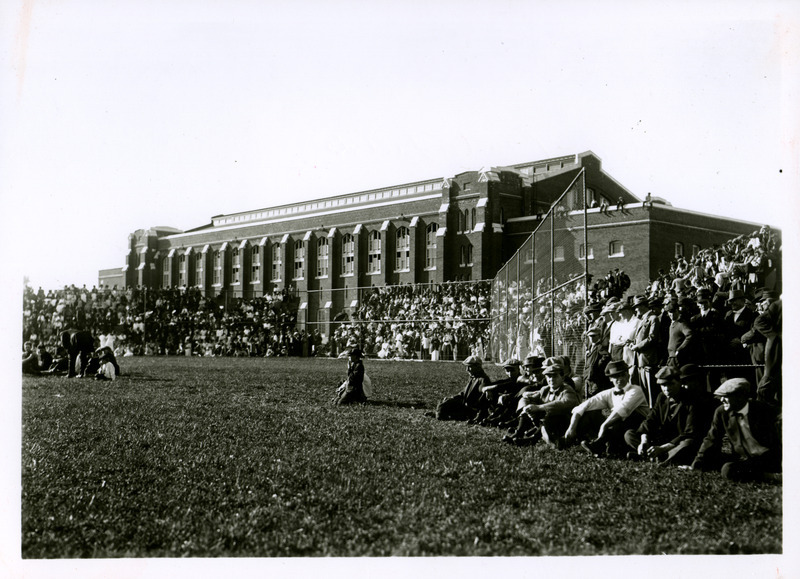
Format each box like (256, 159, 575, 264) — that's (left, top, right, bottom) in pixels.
(503, 357, 580, 446)
(624, 366, 714, 465)
(435, 355, 492, 421)
(665, 296, 697, 368)
(629, 295, 661, 407)
(562, 360, 649, 456)
(689, 378, 781, 482)
(475, 358, 524, 426)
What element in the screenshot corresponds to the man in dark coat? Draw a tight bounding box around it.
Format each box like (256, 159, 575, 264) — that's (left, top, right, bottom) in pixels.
(436, 355, 492, 421)
(666, 297, 697, 368)
(753, 295, 781, 405)
(61, 329, 96, 378)
(624, 366, 714, 465)
(689, 378, 781, 482)
(722, 289, 757, 380)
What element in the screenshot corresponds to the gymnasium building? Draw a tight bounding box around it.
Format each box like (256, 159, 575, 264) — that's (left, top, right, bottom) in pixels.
(98, 151, 768, 333)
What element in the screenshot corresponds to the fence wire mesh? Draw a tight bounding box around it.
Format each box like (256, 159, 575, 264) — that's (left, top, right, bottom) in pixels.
(490, 170, 589, 375)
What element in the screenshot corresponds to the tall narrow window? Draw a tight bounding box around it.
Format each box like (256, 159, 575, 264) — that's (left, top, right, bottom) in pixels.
(162, 258, 170, 288)
(195, 253, 204, 287)
(294, 240, 305, 279)
(675, 242, 684, 258)
(251, 246, 260, 283)
(317, 238, 329, 277)
(396, 227, 410, 271)
(232, 248, 240, 284)
(465, 208, 472, 232)
(342, 233, 354, 275)
(178, 254, 186, 286)
(271, 243, 282, 281)
(692, 244, 701, 258)
(213, 251, 222, 285)
(579, 244, 594, 260)
(425, 223, 438, 269)
(368, 231, 381, 274)
(460, 245, 467, 266)
(467, 245, 473, 266)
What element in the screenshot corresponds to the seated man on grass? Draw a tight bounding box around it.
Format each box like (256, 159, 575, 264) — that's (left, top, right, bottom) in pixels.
(502, 357, 580, 446)
(688, 377, 781, 482)
(435, 355, 492, 421)
(623, 365, 713, 465)
(560, 360, 649, 456)
(474, 358, 524, 427)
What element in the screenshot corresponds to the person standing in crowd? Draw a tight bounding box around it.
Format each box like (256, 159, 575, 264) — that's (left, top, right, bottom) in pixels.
(629, 295, 661, 406)
(561, 360, 649, 456)
(691, 287, 725, 388)
(723, 289, 756, 379)
(335, 347, 368, 405)
(665, 296, 697, 368)
(752, 292, 781, 405)
(688, 378, 781, 482)
(504, 357, 580, 446)
(61, 329, 96, 378)
(435, 355, 491, 421)
(608, 301, 636, 363)
(623, 366, 713, 466)
(583, 326, 611, 398)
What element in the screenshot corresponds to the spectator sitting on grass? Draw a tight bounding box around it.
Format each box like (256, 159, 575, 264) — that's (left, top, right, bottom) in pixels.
(503, 357, 580, 446)
(623, 366, 713, 465)
(94, 350, 117, 381)
(687, 378, 781, 482)
(476, 358, 524, 427)
(435, 355, 492, 421)
(335, 347, 368, 405)
(22, 342, 39, 375)
(560, 360, 649, 457)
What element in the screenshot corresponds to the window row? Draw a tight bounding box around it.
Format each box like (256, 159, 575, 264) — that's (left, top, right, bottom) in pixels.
(163, 224, 442, 286)
(674, 242, 701, 259)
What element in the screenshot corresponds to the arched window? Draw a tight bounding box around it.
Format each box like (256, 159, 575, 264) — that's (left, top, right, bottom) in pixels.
(471, 208, 476, 230)
(232, 247, 240, 284)
(342, 233, 354, 275)
(465, 208, 472, 232)
(467, 245, 473, 266)
(271, 243, 282, 281)
(460, 245, 467, 266)
(396, 227, 410, 271)
(425, 223, 438, 269)
(162, 257, 170, 288)
(317, 237, 329, 277)
(368, 231, 381, 274)
(293, 240, 304, 279)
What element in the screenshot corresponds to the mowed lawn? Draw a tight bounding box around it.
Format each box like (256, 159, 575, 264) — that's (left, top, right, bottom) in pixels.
(21, 356, 782, 558)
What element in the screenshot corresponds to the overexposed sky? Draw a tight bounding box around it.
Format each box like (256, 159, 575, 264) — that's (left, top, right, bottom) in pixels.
(2, 0, 799, 290)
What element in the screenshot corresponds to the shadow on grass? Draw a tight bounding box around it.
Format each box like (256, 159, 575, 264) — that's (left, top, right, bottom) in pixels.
(368, 399, 429, 409)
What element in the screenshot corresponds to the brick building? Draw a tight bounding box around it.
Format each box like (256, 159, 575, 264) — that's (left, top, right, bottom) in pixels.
(99, 151, 771, 334)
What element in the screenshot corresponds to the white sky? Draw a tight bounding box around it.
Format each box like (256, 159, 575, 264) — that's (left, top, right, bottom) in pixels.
(2, 1, 799, 291)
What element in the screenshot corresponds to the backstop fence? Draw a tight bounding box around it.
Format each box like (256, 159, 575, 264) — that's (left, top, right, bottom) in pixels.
(489, 169, 589, 374)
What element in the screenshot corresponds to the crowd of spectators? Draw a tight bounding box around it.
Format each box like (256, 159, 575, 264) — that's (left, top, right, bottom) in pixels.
(22, 285, 301, 359)
(327, 281, 492, 361)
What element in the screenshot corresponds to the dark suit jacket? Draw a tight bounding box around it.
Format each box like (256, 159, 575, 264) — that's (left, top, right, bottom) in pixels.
(692, 400, 781, 470)
(724, 307, 756, 364)
(637, 391, 714, 446)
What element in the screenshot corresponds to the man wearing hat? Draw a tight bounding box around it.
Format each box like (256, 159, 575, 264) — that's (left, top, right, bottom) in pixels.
(562, 360, 649, 456)
(476, 358, 524, 426)
(623, 366, 713, 465)
(435, 355, 492, 421)
(723, 289, 757, 378)
(690, 288, 725, 382)
(504, 357, 580, 446)
(629, 295, 661, 407)
(689, 378, 781, 482)
(752, 294, 781, 404)
(583, 325, 611, 399)
(335, 347, 368, 405)
(665, 297, 697, 368)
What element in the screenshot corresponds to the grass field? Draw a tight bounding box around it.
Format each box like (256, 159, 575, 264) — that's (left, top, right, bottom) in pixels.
(21, 356, 782, 558)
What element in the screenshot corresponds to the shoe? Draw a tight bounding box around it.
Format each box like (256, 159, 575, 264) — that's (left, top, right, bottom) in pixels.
(626, 451, 643, 461)
(514, 428, 542, 446)
(580, 439, 605, 457)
